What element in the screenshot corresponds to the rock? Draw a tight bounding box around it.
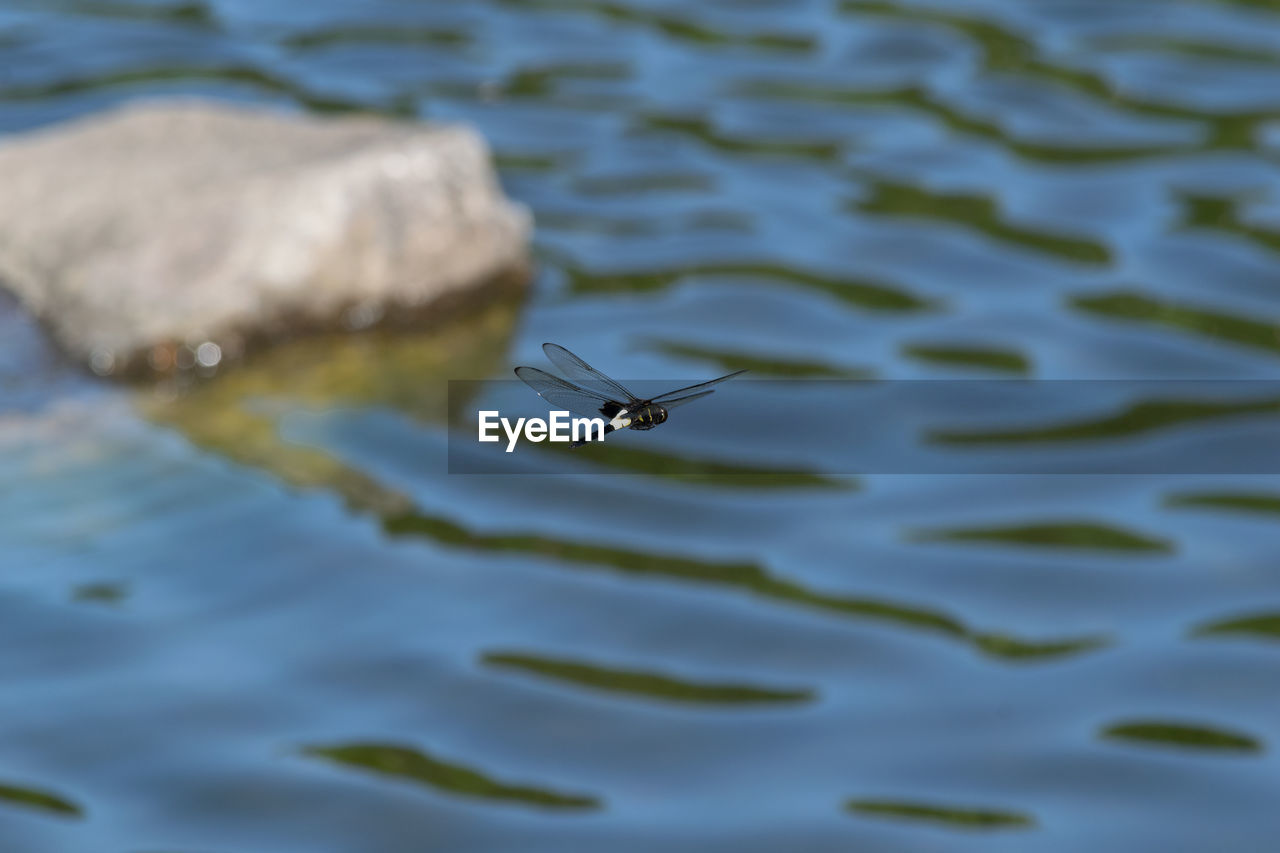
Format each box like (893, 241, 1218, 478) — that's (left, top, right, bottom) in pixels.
(0, 98, 532, 378)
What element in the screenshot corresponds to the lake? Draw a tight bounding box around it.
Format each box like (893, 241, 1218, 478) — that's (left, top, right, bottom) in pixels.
(2, 0, 1280, 850)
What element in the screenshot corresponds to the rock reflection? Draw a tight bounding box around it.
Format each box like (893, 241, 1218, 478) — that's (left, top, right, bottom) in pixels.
(0, 780, 82, 819)
(929, 395, 1280, 445)
(483, 651, 814, 705)
(1072, 291, 1280, 357)
(1100, 720, 1263, 754)
(560, 258, 934, 313)
(302, 743, 600, 809)
(846, 798, 1035, 830)
(911, 521, 1173, 554)
(1192, 611, 1280, 642)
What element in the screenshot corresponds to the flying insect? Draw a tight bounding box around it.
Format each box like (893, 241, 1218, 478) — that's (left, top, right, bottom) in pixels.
(515, 343, 746, 446)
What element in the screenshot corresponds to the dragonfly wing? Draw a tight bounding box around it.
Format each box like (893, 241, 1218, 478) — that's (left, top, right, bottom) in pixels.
(655, 389, 716, 410)
(542, 343, 641, 403)
(650, 369, 748, 402)
(515, 367, 626, 419)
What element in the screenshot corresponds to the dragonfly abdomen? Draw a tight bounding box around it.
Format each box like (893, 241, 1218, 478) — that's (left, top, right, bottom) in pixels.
(621, 404, 668, 431)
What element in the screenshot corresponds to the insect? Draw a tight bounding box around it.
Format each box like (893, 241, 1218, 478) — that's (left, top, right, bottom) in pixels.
(515, 343, 746, 446)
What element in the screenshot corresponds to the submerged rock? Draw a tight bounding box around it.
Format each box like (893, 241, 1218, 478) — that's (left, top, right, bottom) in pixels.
(0, 98, 531, 378)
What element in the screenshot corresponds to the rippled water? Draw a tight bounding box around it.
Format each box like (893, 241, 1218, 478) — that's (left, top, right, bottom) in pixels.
(4, 0, 1280, 850)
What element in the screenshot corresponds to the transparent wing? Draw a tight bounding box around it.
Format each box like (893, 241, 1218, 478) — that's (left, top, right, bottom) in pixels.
(515, 366, 623, 418)
(542, 343, 641, 403)
(655, 389, 716, 410)
(650, 369, 747, 402)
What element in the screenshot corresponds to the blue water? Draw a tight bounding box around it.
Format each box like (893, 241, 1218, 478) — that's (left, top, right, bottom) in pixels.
(3, 0, 1280, 850)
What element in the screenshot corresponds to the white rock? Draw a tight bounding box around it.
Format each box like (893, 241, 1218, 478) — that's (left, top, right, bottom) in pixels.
(0, 98, 532, 377)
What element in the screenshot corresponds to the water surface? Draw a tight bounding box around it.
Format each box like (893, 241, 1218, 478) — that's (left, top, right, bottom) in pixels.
(3, 0, 1280, 850)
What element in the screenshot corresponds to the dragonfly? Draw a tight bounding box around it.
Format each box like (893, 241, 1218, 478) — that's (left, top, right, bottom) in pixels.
(515, 343, 746, 446)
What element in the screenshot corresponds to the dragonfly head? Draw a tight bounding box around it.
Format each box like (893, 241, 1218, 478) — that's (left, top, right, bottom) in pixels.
(651, 406, 668, 426)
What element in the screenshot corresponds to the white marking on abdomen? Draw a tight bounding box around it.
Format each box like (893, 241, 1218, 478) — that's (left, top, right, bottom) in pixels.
(609, 413, 631, 430)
